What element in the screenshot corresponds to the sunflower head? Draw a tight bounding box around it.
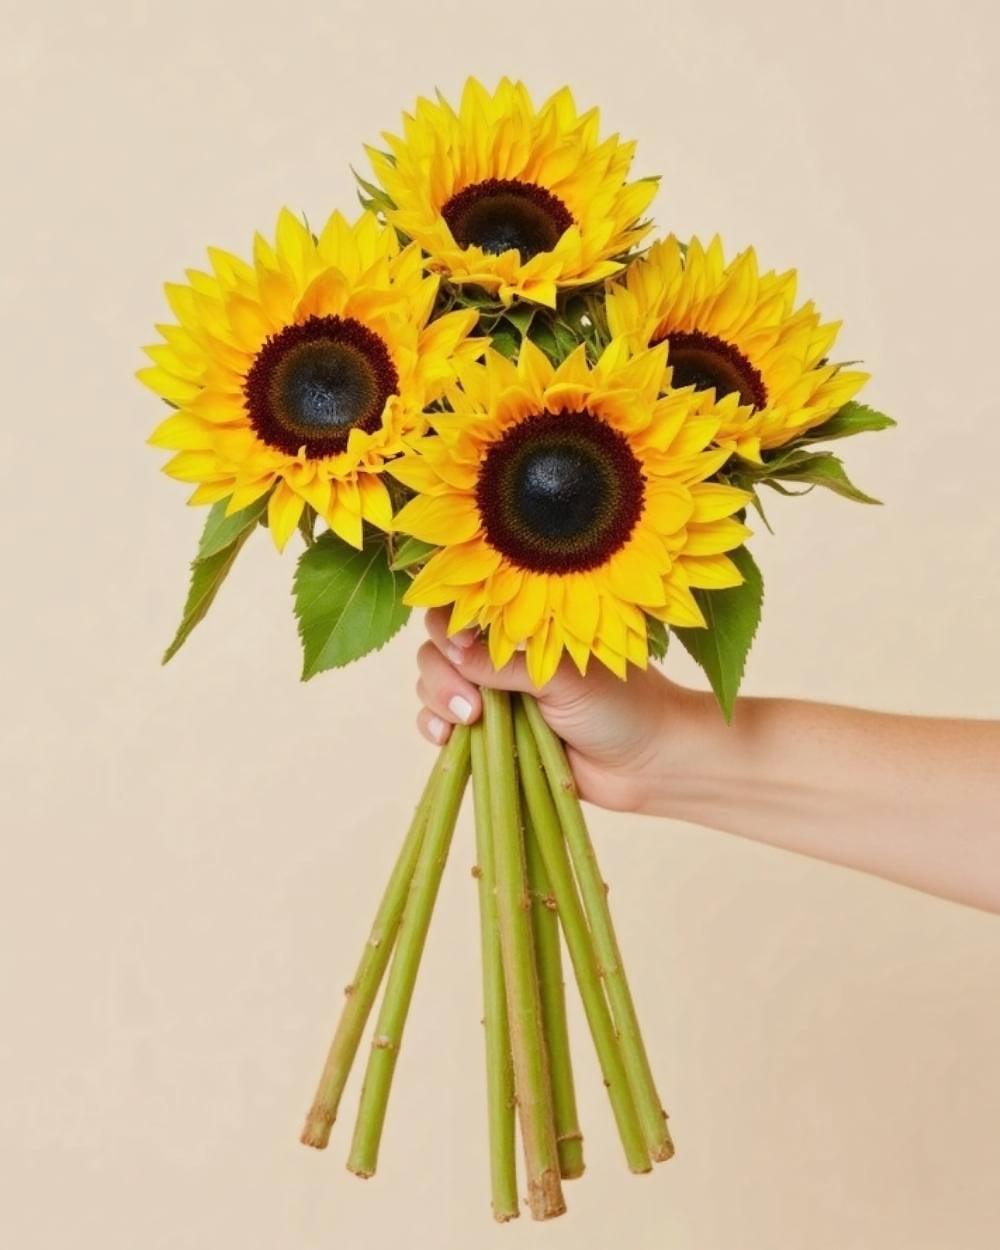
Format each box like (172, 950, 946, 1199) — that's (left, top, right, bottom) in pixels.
(606, 235, 869, 456)
(367, 78, 658, 308)
(138, 208, 481, 549)
(391, 340, 751, 686)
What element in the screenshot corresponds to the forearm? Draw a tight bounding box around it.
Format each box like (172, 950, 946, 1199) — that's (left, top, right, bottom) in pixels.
(649, 695, 1000, 912)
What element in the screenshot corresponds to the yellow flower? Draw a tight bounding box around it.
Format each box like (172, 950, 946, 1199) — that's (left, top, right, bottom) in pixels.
(606, 236, 869, 456)
(138, 209, 481, 550)
(391, 341, 752, 686)
(367, 77, 657, 309)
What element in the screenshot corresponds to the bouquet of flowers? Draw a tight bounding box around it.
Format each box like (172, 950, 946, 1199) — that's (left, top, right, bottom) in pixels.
(139, 78, 893, 1222)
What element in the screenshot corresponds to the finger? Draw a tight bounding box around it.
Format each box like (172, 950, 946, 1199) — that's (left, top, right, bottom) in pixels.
(424, 609, 532, 691)
(424, 609, 581, 701)
(416, 642, 482, 725)
(425, 606, 477, 650)
(417, 706, 452, 745)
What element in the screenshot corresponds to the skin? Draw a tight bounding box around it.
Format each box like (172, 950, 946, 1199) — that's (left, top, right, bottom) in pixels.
(415, 609, 1000, 915)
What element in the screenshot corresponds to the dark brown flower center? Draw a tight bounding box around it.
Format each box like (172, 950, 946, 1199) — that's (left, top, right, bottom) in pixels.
(243, 315, 398, 457)
(476, 410, 645, 573)
(658, 329, 767, 409)
(442, 178, 573, 260)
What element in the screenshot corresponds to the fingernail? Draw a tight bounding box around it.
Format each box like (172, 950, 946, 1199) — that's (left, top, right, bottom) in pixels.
(446, 645, 466, 666)
(448, 695, 473, 723)
(427, 715, 447, 743)
(451, 630, 476, 649)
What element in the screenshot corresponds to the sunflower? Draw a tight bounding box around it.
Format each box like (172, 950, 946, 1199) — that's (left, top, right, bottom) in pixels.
(138, 209, 481, 550)
(366, 78, 657, 309)
(605, 236, 869, 457)
(390, 340, 751, 686)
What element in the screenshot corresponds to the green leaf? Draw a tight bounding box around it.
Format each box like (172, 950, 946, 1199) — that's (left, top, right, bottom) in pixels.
(675, 547, 763, 722)
(294, 533, 411, 679)
(196, 495, 269, 560)
(489, 324, 519, 359)
(646, 616, 669, 662)
(800, 401, 896, 443)
(163, 529, 255, 665)
(504, 302, 535, 338)
(390, 535, 437, 571)
(767, 450, 882, 505)
(529, 319, 559, 361)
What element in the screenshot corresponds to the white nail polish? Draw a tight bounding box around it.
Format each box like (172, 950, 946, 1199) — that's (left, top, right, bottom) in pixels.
(449, 695, 473, 723)
(446, 645, 465, 666)
(427, 715, 447, 743)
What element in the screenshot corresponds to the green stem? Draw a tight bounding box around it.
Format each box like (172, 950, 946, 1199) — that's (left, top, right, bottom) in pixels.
(514, 698, 651, 1174)
(522, 793, 585, 1180)
(346, 727, 471, 1177)
(482, 688, 566, 1221)
(301, 751, 445, 1149)
(470, 723, 519, 1222)
(522, 696, 674, 1164)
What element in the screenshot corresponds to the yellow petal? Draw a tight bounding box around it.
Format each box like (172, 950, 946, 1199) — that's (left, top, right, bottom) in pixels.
(689, 483, 751, 523)
(485, 562, 523, 606)
(487, 622, 519, 671)
(683, 518, 752, 556)
(605, 545, 667, 606)
(561, 574, 600, 645)
(503, 574, 549, 641)
(526, 617, 564, 687)
(592, 638, 628, 679)
(357, 474, 393, 531)
(326, 493, 364, 548)
(189, 480, 236, 505)
(388, 454, 451, 495)
(418, 536, 501, 588)
(137, 366, 201, 404)
(226, 477, 274, 513)
(680, 553, 744, 589)
(148, 411, 216, 451)
(643, 481, 694, 534)
(654, 578, 707, 628)
(267, 480, 305, 552)
(393, 492, 480, 545)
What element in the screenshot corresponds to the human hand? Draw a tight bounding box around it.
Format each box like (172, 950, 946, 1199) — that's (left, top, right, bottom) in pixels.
(415, 608, 716, 814)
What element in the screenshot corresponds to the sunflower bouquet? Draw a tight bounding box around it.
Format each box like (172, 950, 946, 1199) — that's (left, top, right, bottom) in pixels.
(139, 78, 893, 1222)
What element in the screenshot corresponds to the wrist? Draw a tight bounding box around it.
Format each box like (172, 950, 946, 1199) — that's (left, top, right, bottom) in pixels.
(636, 685, 749, 819)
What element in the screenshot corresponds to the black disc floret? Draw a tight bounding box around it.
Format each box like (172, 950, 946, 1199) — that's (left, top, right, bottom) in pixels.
(243, 315, 398, 457)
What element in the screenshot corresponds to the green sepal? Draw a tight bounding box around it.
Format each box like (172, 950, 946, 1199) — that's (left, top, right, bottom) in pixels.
(764, 450, 882, 505)
(675, 546, 763, 722)
(352, 165, 396, 215)
(297, 505, 316, 547)
(163, 497, 266, 664)
(798, 401, 896, 444)
(294, 532, 411, 680)
(646, 617, 670, 662)
(390, 535, 438, 571)
(450, 285, 506, 312)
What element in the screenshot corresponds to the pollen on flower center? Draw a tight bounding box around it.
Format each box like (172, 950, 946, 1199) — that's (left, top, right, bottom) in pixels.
(659, 329, 768, 410)
(244, 315, 399, 457)
(476, 410, 645, 573)
(442, 179, 574, 260)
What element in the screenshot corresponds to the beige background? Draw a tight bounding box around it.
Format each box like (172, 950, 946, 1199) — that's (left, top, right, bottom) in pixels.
(3, 1, 999, 1247)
